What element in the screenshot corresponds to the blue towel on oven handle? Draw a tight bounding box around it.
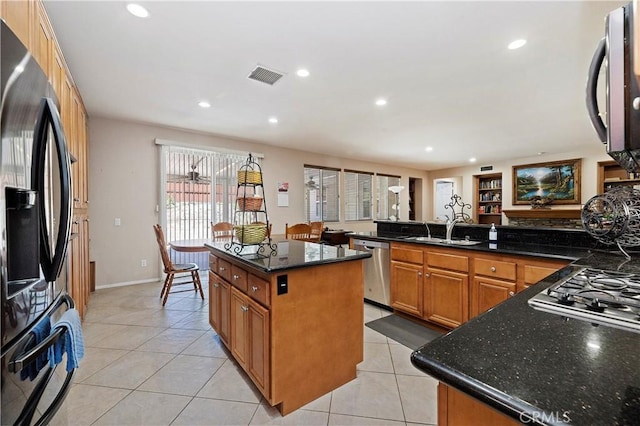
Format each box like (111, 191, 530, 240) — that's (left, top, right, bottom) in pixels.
(19, 316, 51, 381)
(48, 308, 84, 372)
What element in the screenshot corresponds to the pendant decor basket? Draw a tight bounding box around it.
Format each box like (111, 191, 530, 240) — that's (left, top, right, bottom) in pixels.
(226, 154, 276, 256)
(581, 186, 640, 259)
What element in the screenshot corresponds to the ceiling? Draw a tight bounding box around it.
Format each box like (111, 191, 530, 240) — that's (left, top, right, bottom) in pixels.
(43, 1, 625, 171)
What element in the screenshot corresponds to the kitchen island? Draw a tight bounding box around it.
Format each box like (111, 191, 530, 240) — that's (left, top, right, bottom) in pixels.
(205, 239, 370, 415)
(410, 251, 640, 425)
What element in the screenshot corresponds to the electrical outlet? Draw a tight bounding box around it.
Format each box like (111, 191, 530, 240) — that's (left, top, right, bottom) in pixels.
(114, 218, 121, 226)
(141, 259, 147, 267)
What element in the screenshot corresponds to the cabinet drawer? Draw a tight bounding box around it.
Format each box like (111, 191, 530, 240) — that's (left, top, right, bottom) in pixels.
(209, 253, 218, 272)
(391, 244, 424, 265)
(524, 265, 561, 285)
(427, 252, 468, 273)
(217, 258, 232, 282)
(248, 274, 270, 307)
(474, 258, 516, 281)
(230, 265, 248, 292)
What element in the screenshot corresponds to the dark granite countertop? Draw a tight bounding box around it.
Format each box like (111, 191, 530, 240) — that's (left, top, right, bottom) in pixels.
(349, 231, 594, 261)
(410, 251, 640, 425)
(205, 239, 371, 273)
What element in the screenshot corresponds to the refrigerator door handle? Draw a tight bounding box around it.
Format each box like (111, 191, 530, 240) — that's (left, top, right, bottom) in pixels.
(31, 97, 73, 282)
(8, 294, 74, 373)
(586, 37, 607, 144)
(14, 361, 75, 426)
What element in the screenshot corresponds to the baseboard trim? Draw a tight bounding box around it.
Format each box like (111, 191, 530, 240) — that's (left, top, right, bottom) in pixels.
(96, 278, 160, 290)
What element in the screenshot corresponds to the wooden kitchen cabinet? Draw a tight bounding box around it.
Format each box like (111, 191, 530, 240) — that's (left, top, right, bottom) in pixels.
(0, 0, 35, 49)
(438, 383, 518, 426)
(424, 250, 469, 328)
(390, 243, 424, 316)
(471, 257, 516, 317)
(208, 272, 230, 346)
(230, 282, 271, 398)
(208, 244, 365, 415)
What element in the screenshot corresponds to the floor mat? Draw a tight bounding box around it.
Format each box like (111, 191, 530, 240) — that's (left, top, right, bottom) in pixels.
(365, 315, 444, 350)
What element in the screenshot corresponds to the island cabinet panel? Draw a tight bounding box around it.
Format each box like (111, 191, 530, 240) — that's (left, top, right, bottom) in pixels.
(208, 272, 230, 346)
(207, 244, 365, 416)
(438, 383, 519, 426)
(521, 260, 568, 292)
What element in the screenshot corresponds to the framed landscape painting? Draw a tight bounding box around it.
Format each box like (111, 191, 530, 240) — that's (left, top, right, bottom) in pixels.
(512, 159, 581, 205)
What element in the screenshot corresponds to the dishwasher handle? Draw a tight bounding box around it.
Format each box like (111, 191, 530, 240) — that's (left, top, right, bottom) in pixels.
(352, 239, 389, 250)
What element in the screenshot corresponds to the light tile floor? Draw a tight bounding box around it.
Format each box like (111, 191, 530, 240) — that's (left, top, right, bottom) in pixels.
(51, 275, 438, 425)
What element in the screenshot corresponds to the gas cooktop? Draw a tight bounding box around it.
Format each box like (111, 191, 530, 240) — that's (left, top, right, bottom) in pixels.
(528, 267, 640, 333)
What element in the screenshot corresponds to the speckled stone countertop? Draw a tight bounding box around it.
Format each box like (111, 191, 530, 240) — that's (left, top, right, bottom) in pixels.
(410, 251, 640, 425)
(205, 239, 371, 272)
(349, 231, 594, 261)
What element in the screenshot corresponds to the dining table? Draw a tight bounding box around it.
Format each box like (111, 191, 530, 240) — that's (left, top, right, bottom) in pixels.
(168, 238, 216, 253)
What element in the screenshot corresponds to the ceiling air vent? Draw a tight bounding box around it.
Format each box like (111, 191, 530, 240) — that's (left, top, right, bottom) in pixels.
(248, 65, 284, 85)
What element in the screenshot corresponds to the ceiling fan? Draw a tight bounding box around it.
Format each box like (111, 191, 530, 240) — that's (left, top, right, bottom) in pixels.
(305, 177, 319, 190)
(166, 158, 211, 184)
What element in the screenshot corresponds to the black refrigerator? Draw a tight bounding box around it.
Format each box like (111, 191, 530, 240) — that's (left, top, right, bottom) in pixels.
(1, 20, 77, 425)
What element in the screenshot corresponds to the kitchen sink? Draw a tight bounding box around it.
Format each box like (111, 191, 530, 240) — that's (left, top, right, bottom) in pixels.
(444, 239, 483, 246)
(406, 236, 445, 243)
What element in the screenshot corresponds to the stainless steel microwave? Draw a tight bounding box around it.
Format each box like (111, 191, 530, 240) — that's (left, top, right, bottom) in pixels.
(587, 2, 640, 173)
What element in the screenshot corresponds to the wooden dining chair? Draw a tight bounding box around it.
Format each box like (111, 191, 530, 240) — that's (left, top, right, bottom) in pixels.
(211, 221, 233, 241)
(285, 223, 312, 241)
(309, 221, 324, 242)
(153, 224, 204, 306)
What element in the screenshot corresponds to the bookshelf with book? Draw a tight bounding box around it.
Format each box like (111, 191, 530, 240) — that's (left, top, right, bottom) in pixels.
(474, 173, 502, 225)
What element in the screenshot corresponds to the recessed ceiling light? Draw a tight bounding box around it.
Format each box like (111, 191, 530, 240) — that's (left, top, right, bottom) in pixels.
(469, 158, 477, 163)
(268, 117, 278, 124)
(508, 39, 527, 50)
(126, 3, 149, 18)
(425, 147, 433, 152)
(198, 101, 211, 108)
(537, 151, 546, 155)
(375, 98, 387, 106)
(296, 69, 310, 77)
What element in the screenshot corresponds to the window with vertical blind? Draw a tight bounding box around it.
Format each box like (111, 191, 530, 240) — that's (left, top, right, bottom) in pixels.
(344, 170, 373, 221)
(376, 174, 401, 220)
(304, 165, 340, 222)
(160, 143, 261, 244)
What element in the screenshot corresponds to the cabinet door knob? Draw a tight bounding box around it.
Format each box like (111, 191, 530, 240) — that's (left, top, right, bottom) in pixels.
(418, 272, 422, 277)
(251, 286, 258, 292)
(219, 266, 225, 272)
(213, 283, 219, 288)
(425, 273, 430, 278)
(491, 266, 496, 272)
(241, 305, 249, 312)
(508, 291, 515, 296)
(233, 274, 240, 280)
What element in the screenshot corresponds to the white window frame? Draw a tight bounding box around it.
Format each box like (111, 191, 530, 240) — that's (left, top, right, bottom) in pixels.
(304, 165, 340, 223)
(344, 170, 373, 221)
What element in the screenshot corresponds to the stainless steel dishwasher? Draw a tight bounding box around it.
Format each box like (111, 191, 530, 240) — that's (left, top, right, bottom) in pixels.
(352, 238, 391, 309)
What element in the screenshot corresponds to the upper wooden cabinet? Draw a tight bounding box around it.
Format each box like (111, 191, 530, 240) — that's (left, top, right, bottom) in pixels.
(0, 0, 34, 49)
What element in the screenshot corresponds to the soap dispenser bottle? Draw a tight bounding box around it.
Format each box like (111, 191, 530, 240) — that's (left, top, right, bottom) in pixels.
(489, 223, 497, 241)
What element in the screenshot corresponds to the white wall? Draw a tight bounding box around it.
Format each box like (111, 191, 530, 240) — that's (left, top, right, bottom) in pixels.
(427, 145, 613, 222)
(88, 116, 429, 287)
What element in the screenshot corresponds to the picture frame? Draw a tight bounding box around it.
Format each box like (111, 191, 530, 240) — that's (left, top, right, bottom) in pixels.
(512, 158, 581, 205)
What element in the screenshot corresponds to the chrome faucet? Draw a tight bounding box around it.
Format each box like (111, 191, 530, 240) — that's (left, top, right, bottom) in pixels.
(445, 217, 461, 241)
(423, 222, 431, 239)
